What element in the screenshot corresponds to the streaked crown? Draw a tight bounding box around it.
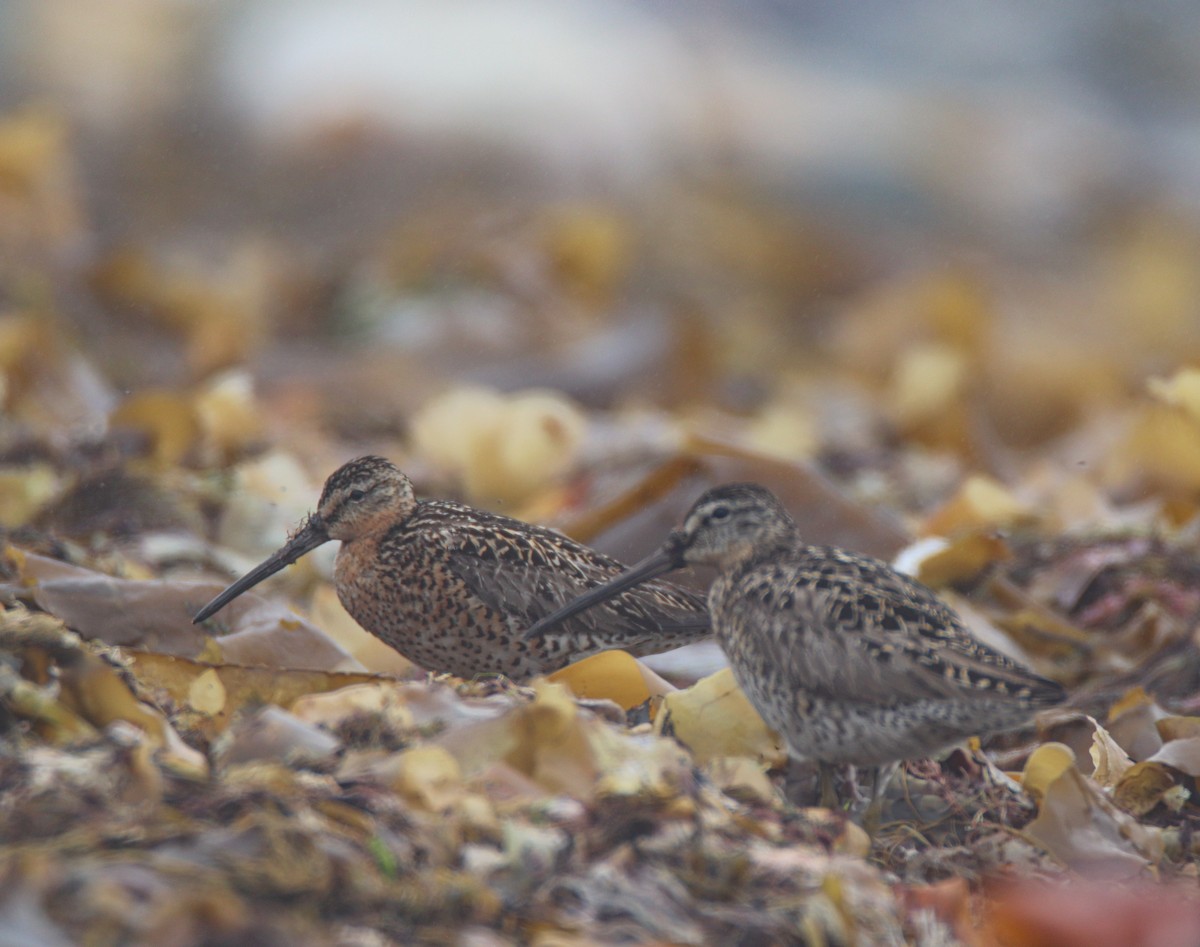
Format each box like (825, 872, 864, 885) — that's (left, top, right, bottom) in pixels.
(317, 456, 416, 540)
(673, 483, 798, 566)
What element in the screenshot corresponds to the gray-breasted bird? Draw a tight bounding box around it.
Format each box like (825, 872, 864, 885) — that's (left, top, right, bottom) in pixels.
(525, 482, 1065, 820)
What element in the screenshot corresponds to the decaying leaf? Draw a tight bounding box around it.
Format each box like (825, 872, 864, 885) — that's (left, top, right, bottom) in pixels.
(110, 389, 201, 467)
(910, 531, 1012, 589)
(0, 606, 207, 778)
(888, 340, 969, 432)
(1147, 366, 1200, 424)
(1089, 717, 1134, 787)
(127, 651, 386, 736)
(410, 386, 587, 505)
(657, 668, 786, 767)
(187, 667, 227, 715)
(1112, 761, 1179, 817)
(89, 243, 274, 376)
(1107, 404, 1200, 496)
(1148, 735, 1200, 777)
(0, 464, 61, 528)
(1106, 687, 1168, 761)
(214, 705, 341, 769)
(0, 663, 96, 744)
(0, 107, 86, 259)
(382, 744, 468, 812)
(1024, 743, 1165, 877)
(742, 400, 820, 461)
(435, 680, 693, 805)
(192, 368, 266, 464)
(541, 203, 631, 306)
(703, 755, 779, 806)
(921, 474, 1032, 537)
(548, 649, 675, 713)
(4, 547, 360, 672)
(1021, 742, 1077, 803)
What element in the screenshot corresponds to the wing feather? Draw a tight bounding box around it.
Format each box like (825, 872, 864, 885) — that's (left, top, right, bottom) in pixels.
(723, 548, 1059, 706)
(418, 502, 709, 641)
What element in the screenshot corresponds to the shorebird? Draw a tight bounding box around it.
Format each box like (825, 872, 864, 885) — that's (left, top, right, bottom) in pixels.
(525, 482, 1065, 820)
(193, 456, 709, 679)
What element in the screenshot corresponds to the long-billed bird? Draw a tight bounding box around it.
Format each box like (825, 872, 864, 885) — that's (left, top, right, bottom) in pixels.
(525, 482, 1065, 820)
(194, 455, 709, 679)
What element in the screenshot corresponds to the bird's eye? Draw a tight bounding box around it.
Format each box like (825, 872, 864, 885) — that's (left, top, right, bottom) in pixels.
(348, 488, 367, 502)
(710, 505, 730, 520)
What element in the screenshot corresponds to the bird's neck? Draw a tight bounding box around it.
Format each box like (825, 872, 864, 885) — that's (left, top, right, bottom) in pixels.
(718, 526, 798, 573)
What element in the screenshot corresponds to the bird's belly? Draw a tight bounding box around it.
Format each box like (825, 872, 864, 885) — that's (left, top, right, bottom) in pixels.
(734, 669, 1032, 766)
(712, 582, 1041, 767)
(334, 565, 541, 680)
(771, 697, 963, 766)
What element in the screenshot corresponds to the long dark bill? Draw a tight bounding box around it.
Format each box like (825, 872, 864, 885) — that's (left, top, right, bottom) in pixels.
(523, 543, 684, 641)
(192, 516, 330, 623)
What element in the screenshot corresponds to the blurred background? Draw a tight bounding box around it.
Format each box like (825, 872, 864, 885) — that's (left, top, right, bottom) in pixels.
(2, 0, 1200, 553)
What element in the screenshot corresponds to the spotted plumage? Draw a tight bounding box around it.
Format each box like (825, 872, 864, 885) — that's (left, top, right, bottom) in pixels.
(525, 482, 1065, 817)
(193, 456, 709, 679)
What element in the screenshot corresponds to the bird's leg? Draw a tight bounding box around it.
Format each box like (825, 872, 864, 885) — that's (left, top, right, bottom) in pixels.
(782, 758, 824, 808)
(818, 762, 840, 809)
(782, 759, 841, 809)
(858, 762, 899, 834)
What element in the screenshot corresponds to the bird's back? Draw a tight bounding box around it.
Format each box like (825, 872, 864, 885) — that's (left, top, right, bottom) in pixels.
(709, 542, 1064, 763)
(335, 499, 709, 679)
